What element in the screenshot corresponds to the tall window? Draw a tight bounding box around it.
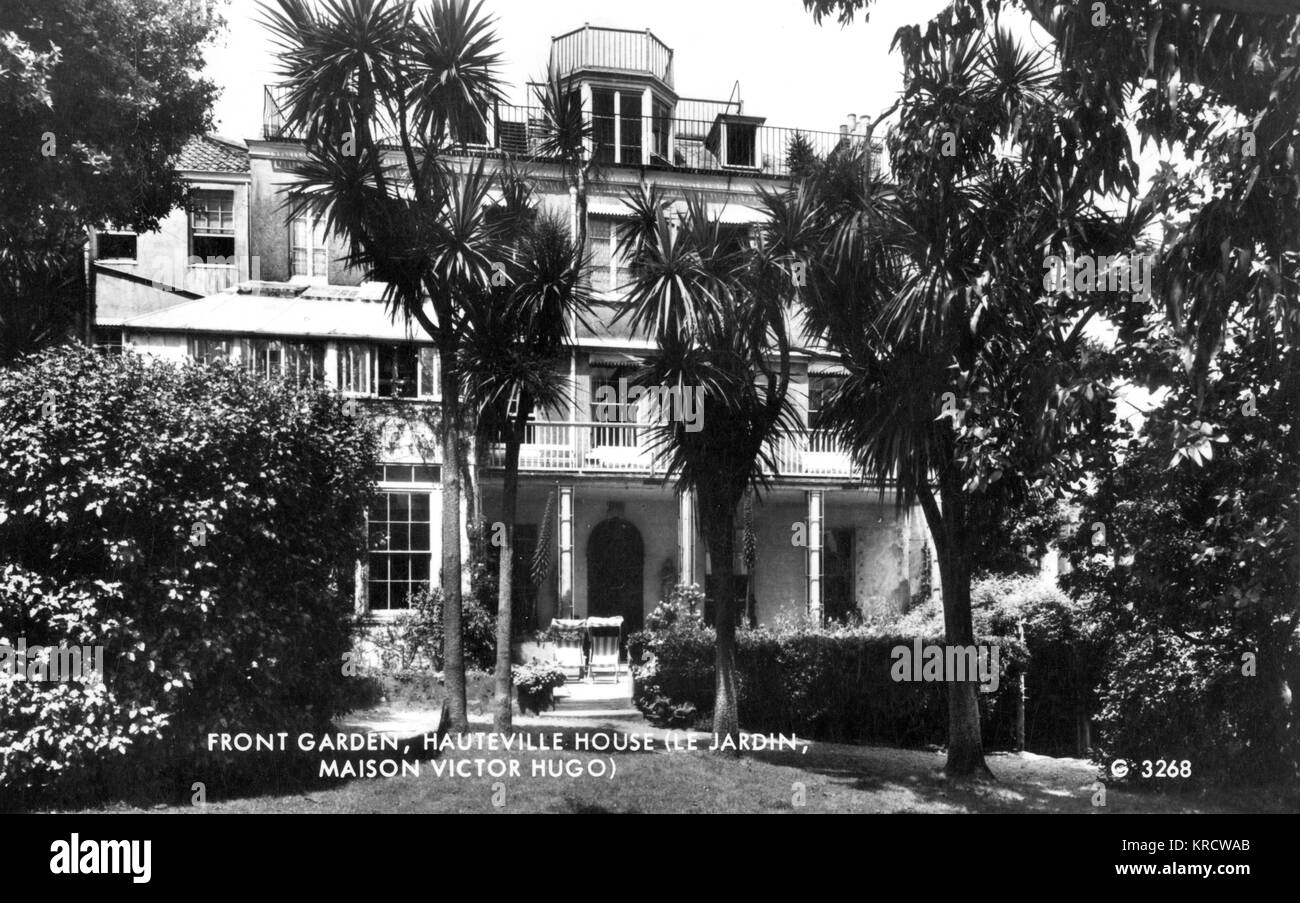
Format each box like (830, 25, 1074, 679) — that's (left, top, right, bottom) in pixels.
(807, 376, 842, 432)
(418, 347, 439, 399)
(243, 338, 325, 386)
(591, 369, 637, 448)
(338, 343, 373, 395)
(188, 336, 232, 365)
(619, 92, 643, 164)
(592, 89, 616, 164)
(587, 217, 634, 295)
(377, 345, 419, 399)
(591, 90, 645, 164)
(652, 99, 671, 161)
(367, 492, 432, 612)
(290, 214, 328, 282)
(191, 191, 235, 260)
(284, 341, 326, 385)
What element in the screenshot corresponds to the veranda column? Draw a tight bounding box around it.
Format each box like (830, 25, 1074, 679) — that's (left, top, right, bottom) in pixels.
(558, 485, 575, 618)
(806, 490, 824, 625)
(678, 489, 696, 588)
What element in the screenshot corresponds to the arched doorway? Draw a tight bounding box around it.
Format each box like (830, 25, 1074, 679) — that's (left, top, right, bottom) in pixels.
(587, 517, 645, 637)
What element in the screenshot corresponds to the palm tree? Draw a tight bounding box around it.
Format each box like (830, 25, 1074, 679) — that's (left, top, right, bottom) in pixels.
(262, 0, 507, 733)
(461, 171, 589, 732)
(788, 29, 1135, 776)
(617, 190, 798, 748)
(532, 67, 597, 251)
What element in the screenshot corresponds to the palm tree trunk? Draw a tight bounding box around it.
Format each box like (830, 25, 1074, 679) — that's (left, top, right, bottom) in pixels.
(701, 492, 741, 753)
(574, 167, 588, 252)
(920, 481, 991, 778)
(439, 345, 469, 733)
(493, 405, 528, 732)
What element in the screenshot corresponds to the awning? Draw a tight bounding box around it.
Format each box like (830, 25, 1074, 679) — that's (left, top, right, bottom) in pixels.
(588, 351, 644, 368)
(587, 197, 639, 218)
(707, 201, 766, 224)
(809, 362, 850, 377)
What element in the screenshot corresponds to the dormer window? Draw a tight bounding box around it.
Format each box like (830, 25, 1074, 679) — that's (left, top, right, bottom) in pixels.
(706, 114, 765, 169)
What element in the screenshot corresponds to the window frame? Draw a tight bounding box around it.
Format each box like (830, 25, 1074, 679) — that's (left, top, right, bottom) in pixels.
(190, 190, 236, 262)
(97, 229, 138, 263)
(241, 337, 326, 386)
(586, 215, 635, 296)
(289, 212, 329, 284)
(365, 489, 434, 615)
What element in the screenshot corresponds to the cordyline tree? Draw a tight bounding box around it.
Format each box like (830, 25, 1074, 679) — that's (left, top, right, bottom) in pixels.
(532, 67, 598, 251)
(263, 0, 509, 732)
(460, 173, 589, 732)
(803, 0, 1300, 384)
(0, 0, 223, 363)
(801, 0, 1300, 772)
(784, 26, 1138, 776)
(617, 189, 799, 748)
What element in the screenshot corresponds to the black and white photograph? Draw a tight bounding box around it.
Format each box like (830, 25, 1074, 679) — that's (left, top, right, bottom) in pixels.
(0, 0, 1296, 881)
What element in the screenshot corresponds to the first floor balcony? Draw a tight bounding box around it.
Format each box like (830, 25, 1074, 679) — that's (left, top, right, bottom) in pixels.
(483, 420, 856, 481)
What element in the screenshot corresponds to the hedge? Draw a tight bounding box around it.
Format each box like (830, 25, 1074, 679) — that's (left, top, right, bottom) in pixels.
(629, 602, 1027, 748)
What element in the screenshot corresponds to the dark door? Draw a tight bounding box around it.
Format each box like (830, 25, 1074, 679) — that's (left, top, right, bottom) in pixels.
(587, 517, 644, 637)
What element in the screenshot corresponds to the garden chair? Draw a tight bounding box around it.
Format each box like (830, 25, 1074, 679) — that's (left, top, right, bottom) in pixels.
(585, 616, 624, 684)
(550, 619, 588, 680)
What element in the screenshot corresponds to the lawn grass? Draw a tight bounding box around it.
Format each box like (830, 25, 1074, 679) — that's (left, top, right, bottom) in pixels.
(67, 712, 1300, 815)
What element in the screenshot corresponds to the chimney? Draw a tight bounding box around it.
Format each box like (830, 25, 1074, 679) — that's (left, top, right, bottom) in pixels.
(846, 114, 858, 133)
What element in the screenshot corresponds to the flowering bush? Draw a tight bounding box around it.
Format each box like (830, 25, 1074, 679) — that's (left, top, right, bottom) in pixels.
(512, 661, 567, 715)
(512, 660, 567, 695)
(644, 583, 706, 632)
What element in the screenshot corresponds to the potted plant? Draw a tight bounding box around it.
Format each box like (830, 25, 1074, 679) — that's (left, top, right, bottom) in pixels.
(512, 660, 568, 715)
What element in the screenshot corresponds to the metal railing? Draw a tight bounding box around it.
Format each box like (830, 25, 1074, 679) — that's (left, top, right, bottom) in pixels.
(263, 86, 877, 180)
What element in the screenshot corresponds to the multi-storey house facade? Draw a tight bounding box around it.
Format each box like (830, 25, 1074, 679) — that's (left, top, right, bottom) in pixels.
(92, 26, 936, 637)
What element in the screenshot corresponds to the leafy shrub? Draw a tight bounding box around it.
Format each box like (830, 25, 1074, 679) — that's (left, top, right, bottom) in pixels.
(388, 588, 496, 673)
(345, 666, 495, 714)
(1093, 624, 1299, 787)
(0, 567, 170, 798)
(0, 346, 377, 801)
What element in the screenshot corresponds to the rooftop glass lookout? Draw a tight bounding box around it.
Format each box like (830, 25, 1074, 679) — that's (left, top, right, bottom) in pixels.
(263, 25, 876, 179)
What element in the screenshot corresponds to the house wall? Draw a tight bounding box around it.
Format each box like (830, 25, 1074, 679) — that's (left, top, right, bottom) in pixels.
(94, 175, 250, 321)
(750, 495, 809, 623)
(249, 155, 366, 287)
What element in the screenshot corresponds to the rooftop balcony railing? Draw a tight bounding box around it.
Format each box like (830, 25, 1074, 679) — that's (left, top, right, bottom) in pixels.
(549, 25, 674, 89)
(263, 86, 878, 180)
